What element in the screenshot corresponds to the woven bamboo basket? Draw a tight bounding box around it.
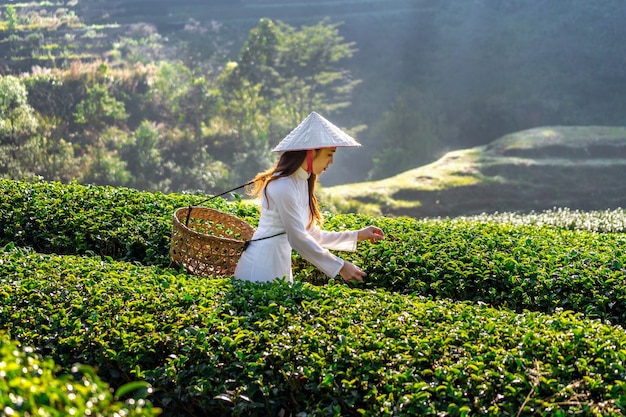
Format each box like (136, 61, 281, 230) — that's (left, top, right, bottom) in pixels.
(170, 206, 255, 277)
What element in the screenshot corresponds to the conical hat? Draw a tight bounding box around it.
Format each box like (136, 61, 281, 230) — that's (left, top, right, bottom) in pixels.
(272, 112, 361, 152)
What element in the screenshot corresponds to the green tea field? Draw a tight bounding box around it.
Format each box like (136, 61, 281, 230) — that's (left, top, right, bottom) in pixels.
(2, 178, 626, 416)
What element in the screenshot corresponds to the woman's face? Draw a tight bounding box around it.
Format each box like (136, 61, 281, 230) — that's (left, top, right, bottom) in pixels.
(311, 147, 337, 175)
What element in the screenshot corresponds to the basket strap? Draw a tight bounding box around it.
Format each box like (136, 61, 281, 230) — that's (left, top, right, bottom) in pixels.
(242, 232, 286, 252)
(185, 181, 255, 226)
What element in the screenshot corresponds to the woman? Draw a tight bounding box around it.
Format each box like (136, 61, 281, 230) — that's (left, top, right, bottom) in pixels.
(234, 112, 385, 283)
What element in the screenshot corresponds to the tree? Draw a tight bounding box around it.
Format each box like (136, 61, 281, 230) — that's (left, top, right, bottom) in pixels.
(234, 18, 281, 100)
(4, 5, 19, 31)
(215, 18, 361, 184)
(73, 76, 130, 186)
(0, 75, 38, 148)
(0, 75, 39, 177)
(274, 18, 359, 126)
(222, 18, 359, 126)
(80, 126, 130, 187)
(74, 83, 128, 134)
(0, 78, 79, 182)
(149, 61, 221, 144)
(11, 134, 79, 183)
(368, 88, 454, 180)
(120, 119, 162, 190)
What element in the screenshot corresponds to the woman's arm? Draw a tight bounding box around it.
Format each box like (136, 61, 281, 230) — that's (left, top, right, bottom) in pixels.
(309, 226, 358, 251)
(310, 225, 385, 249)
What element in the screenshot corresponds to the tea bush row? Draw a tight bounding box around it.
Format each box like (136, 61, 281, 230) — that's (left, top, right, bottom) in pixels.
(3, 179, 626, 324)
(0, 331, 160, 417)
(0, 179, 259, 266)
(438, 207, 626, 233)
(3, 244, 626, 416)
(315, 214, 626, 325)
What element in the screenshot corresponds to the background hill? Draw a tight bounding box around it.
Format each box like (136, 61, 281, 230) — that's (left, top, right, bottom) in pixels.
(322, 126, 626, 218)
(1, 0, 625, 211)
(81, 0, 626, 185)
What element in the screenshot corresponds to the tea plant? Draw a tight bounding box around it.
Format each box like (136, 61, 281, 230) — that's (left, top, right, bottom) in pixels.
(0, 332, 160, 417)
(2, 245, 626, 416)
(0, 179, 259, 266)
(5, 178, 626, 415)
(322, 214, 626, 324)
(436, 206, 626, 233)
(4, 179, 626, 324)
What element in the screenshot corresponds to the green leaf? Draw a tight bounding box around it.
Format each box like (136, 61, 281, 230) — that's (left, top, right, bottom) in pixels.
(114, 381, 151, 399)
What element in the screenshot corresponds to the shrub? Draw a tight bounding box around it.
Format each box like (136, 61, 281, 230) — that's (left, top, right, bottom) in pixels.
(2, 245, 626, 416)
(322, 214, 626, 324)
(3, 178, 626, 325)
(4, 178, 626, 415)
(0, 331, 160, 417)
(0, 178, 259, 266)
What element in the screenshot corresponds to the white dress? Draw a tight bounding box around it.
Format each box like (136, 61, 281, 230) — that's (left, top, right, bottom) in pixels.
(234, 167, 358, 283)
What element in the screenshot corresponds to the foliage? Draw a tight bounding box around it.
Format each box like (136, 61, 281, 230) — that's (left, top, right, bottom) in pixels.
(217, 17, 360, 184)
(3, 178, 626, 325)
(367, 87, 453, 180)
(3, 5, 19, 30)
(119, 119, 163, 190)
(0, 75, 43, 180)
(0, 178, 259, 267)
(437, 206, 626, 234)
(220, 17, 358, 124)
(274, 18, 358, 123)
(74, 81, 128, 130)
(1, 13, 360, 194)
(0, 332, 160, 417)
(4, 178, 626, 415)
(3, 0, 626, 189)
(228, 18, 281, 99)
(324, 213, 626, 324)
(0, 75, 38, 147)
(3, 244, 626, 416)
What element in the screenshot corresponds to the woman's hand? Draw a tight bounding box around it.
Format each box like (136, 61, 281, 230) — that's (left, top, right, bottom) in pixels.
(339, 261, 366, 282)
(357, 226, 385, 243)
(339, 227, 384, 283)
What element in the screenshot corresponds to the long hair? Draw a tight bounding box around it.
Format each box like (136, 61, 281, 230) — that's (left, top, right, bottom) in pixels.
(248, 150, 322, 228)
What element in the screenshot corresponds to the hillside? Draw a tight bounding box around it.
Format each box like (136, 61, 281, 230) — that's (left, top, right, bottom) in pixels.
(322, 126, 626, 218)
(2, 1, 626, 193)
